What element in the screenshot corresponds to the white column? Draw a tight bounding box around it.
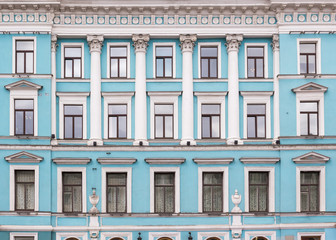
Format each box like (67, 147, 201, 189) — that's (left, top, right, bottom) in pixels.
(180, 34, 197, 145)
(132, 34, 150, 146)
(51, 34, 57, 144)
(226, 34, 243, 145)
(87, 35, 104, 146)
(272, 34, 280, 142)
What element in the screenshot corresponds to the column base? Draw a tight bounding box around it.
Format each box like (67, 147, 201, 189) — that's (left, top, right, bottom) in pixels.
(133, 140, 149, 146)
(226, 138, 243, 145)
(180, 139, 197, 146)
(87, 139, 104, 146)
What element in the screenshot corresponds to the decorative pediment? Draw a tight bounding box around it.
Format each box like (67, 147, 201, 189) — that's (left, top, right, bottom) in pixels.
(292, 152, 330, 164)
(292, 82, 327, 93)
(5, 151, 44, 163)
(5, 80, 42, 91)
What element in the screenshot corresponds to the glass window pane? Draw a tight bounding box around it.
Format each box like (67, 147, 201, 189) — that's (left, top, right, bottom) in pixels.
(63, 191, 72, 212)
(165, 186, 174, 212)
(65, 47, 81, 57)
(110, 59, 118, 77)
(301, 191, 309, 212)
(250, 172, 268, 184)
(155, 116, 163, 138)
(15, 111, 24, 135)
(117, 186, 126, 212)
(247, 104, 265, 114)
(203, 185, 212, 212)
(73, 186, 82, 212)
(156, 58, 163, 77)
(165, 58, 172, 77)
(212, 185, 222, 211)
(212, 116, 220, 138)
(300, 55, 307, 74)
(300, 43, 316, 54)
(111, 47, 127, 57)
(65, 59, 73, 78)
(202, 116, 210, 138)
(119, 116, 127, 138)
(64, 105, 82, 115)
(73, 59, 81, 78)
(15, 99, 33, 109)
(25, 111, 34, 135)
(155, 104, 173, 114)
(120, 58, 127, 77)
(16, 41, 34, 51)
(155, 173, 174, 185)
(258, 186, 268, 211)
(301, 172, 319, 184)
(63, 173, 82, 185)
(249, 185, 258, 211)
(25, 52, 34, 73)
(308, 55, 316, 74)
(247, 47, 264, 57)
(204, 173, 222, 184)
(310, 114, 318, 135)
(26, 183, 35, 210)
(201, 47, 217, 57)
(247, 117, 256, 138)
(109, 117, 117, 138)
(108, 173, 126, 185)
(202, 104, 220, 114)
(107, 187, 117, 212)
(300, 114, 308, 135)
(309, 186, 319, 211)
(14, 237, 35, 240)
(300, 102, 317, 112)
(74, 116, 83, 139)
(64, 117, 73, 138)
(165, 116, 173, 138)
(109, 105, 127, 114)
(16, 52, 25, 73)
(16, 170, 35, 182)
(156, 47, 172, 57)
(257, 116, 265, 138)
(201, 59, 208, 77)
(256, 58, 264, 78)
(155, 186, 164, 212)
(209, 58, 217, 78)
(247, 59, 255, 77)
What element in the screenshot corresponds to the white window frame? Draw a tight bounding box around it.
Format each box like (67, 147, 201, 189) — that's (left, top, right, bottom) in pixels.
(198, 42, 222, 79)
(9, 89, 38, 136)
(198, 167, 229, 213)
(102, 92, 133, 139)
(149, 232, 180, 240)
(244, 42, 268, 79)
(244, 231, 276, 240)
(241, 91, 273, 139)
(107, 42, 131, 79)
(244, 166, 275, 212)
(101, 167, 132, 213)
(56, 92, 89, 139)
(56, 232, 88, 240)
(153, 42, 176, 79)
(57, 167, 87, 213)
(10, 165, 39, 211)
(197, 232, 230, 240)
(195, 92, 227, 139)
(148, 92, 181, 140)
(296, 92, 324, 136)
(297, 232, 325, 240)
(12, 36, 37, 74)
(296, 166, 325, 212)
(150, 167, 180, 213)
(297, 38, 321, 75)
(101, 232, 132, 240)
(10, 232, 38, 240)
(61, 42, 85, 78)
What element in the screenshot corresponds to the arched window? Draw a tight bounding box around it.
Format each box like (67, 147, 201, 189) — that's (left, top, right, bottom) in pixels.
(109, 238, 124, 240)
(65, 238, 80, 240)
(252, 237, 268, 240)
(158, 237, 173, 240)
(206, 237, 221, 240)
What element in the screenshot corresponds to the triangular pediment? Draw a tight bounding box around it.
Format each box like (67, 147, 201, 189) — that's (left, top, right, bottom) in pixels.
(292, 82, 327, 93)
(5, 151, 44, 163)
(292, 152, 329, 164)
(5, 80, 42, 91)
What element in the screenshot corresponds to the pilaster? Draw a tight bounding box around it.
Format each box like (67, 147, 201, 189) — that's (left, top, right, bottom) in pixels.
(51, 34, 58, 145)
(272, 34, 280, 142)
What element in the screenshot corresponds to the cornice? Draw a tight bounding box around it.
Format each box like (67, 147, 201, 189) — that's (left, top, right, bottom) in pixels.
(240, 157, 280, 164)
(145, 158, 185, 165)
(52, 157, 91, 164)
(193, 158, 234, 165)
(97, 157, 137, 165)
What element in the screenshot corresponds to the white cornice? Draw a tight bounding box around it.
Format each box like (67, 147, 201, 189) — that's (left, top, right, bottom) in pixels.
(97, 158, 137, 165)
(194, 91, 228, 96)
(145, 158, 185, 164)
(292, 82, 328, 93)
(56, 92, 90, 97)
(5, 80, 42, 91)
(193, 158, 234, 164)
(5, 151, 44, 163)
(52, 157, 91, 164)
(102, 92, 134, 97)
(147, 91, 182, 96)
(240, 157, 280, 164)
(292, 152, 330, 164)
(240, 91, 274, 96)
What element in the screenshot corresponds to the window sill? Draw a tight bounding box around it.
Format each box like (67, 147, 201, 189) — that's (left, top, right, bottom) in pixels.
(194, 78, 227, 82)
(2, 136, 50, 140)
(148, 139, 180, 143)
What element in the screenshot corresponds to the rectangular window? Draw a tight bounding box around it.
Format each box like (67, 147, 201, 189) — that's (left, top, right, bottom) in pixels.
(110, 46, 127, 78)
(247, 104, 266, 139)
(14, 237, 35, 240)
(154, 104, 173, 139)
(108, 104, 127, 139)
(201, 104, 220, 139)
(14, 99, 34, 136)
(154, 172, 175, 213)
(16, 40, 34, 74)
(249, 172, 268, 212)
(62, 172, 82, 213)
(300, 43, 316, 74)
(64, 105, 83, 139)
(300, 101, 318, 136)
(203, 172, 223, 212)
(201, 46, 218, 78)
(107, 173, 127, 213)
(156, 46, 173, 78)
(15, 170, 35, 211)
(247, 46, 264, 78)
(64, 47, 82, 78)
(300, 171, 319, 212)
(301, 237, 321, 240)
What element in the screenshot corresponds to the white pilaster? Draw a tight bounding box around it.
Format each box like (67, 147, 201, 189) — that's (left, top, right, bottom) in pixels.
(87, 35, 104, 146)
(133, 34, 150, 146)
(51, 34, 57, 144)
(272, 34, 280, 142)
(226, 34, 243, 145)
(180, 34, 197, 146)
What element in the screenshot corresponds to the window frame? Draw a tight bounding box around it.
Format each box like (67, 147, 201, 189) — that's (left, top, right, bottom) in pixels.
(154, 103, 174, 139)
(108, 104, 128, 139)
(153, 42, 176, 79)
(201, 104, 221, 139)
(61, 42, 85, 79)
(10, 233, 38, 240)
(297, 233, 325, 240)
(10, 165, 39, 211)
(150, 167, 180, 213)
(244, 231, 276, 240)
(100, 232, 132, 240)
(154, 172, 175, 213)
(246, 104, 267, 139)
(248, 171, 269, 212)
(62, 171, 83, 213)
(56, 232, 88, 240)
(15, 169, 35, 211)
(299, 101, 319, 136)
(63, 104, 83, 140)
(101, 167, 132, 213)
(12, 37, 36, 74)
(296, 166, 325, 212)
(107, 42, 131, 79)
(198, 42, 221, 79)
(197, 232, 230, 240)
(297, 38, 321, 75)
(244, 43, 268, 79)
(149, 233, 180, 240)
(14, 99, 34, 136)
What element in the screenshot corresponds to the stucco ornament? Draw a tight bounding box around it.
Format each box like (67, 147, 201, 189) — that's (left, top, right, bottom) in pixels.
(231, 189, 242, 213)
(225, 34, 243, 52)
(271, 34, 280, 51)
(87, 35, 104, 53)
(132, 34, 150, 52)
(179, 34, 197, 52)
(89, 189, 100, 214)
(51, 34, 58, 52)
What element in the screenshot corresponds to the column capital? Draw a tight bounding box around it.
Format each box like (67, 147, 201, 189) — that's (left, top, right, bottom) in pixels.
(87, 35, 104, 53)
(271, 34, 280, 52)
(225, 34, 243, 52)
(132, 34, 150, 53)
(51, 34, 58, 52)
(179, 34, 197, 52)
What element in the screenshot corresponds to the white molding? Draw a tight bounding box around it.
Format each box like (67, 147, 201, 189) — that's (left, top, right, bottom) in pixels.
(12, 36, 37, 74)
(10, 232, 38, 240)
(193, 158, 233, 165)
(5, 151, 43, 163)
(101, 167, 132, 213)
(244, 231, 276, 240)
(149, 92, 181, 139)
(101, 232, 132, 240)
(57, 167, 87, 213)
(197, 232, 230, 240)
(292, 82, 328, 93)
(292, 152, 330, 164)
(297, 232, 325, 240)
(10, 165, 39, 211)
(56, 232, 88, 240)
(52, 158, 91, 165)
(97, 158, 137, 165)
(153, 42, 176, 79)
(5, 80, 42, 90)
(56, 92, 89, 139)
(296, 166, 325, 212)
(244, 42, 268, 79)
(106, 42, 131, 79)
(149, 232, 180, 240)
(244, 166, 275, 212)
(196, 93, 227, 139)
(240, 91, 273, 139)
(102, 92, 134, 139)
(198, 42, 221, 79)
(61, 42, 85, 79)
(197, 166, 229, 213)
(240, 158, 280, 164)
(297, 38, 321, 75)
(150, 167, 180, 213)
(145, 158, 185, 165)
